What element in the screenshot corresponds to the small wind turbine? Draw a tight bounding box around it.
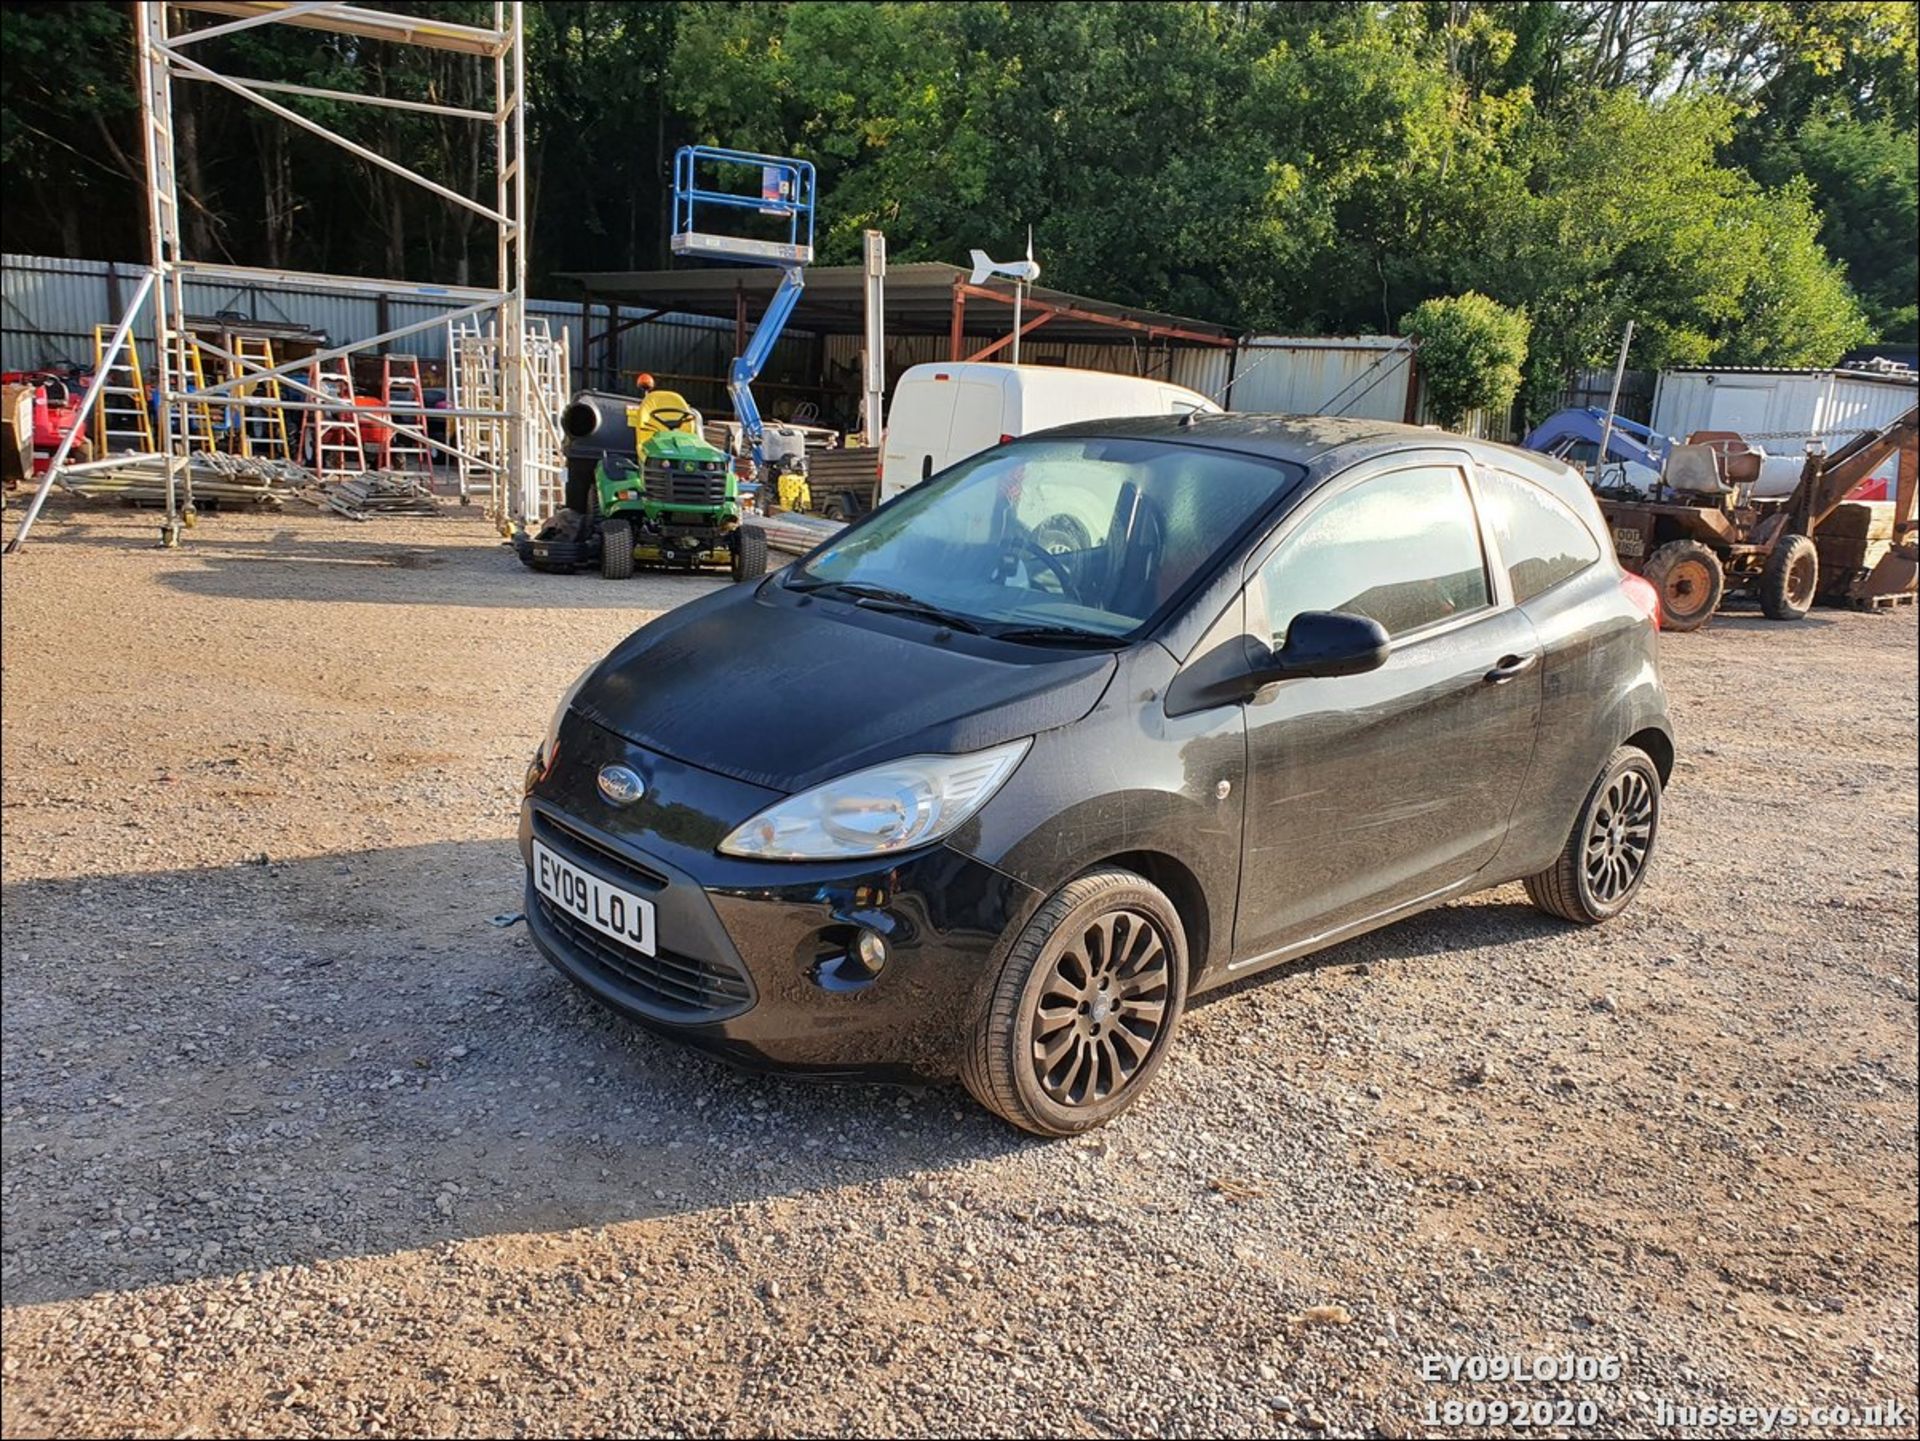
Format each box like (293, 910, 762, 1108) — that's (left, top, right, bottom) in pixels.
(968, 228, 1041, 364)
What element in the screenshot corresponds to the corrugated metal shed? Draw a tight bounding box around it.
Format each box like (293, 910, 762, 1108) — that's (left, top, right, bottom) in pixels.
(1651, 365, 1918, 446)
(1651, 363, 1916, 492)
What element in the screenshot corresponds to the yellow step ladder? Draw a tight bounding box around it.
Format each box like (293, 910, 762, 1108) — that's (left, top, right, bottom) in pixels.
(92, 325, 155, 456)
(230, 336, 291, 461)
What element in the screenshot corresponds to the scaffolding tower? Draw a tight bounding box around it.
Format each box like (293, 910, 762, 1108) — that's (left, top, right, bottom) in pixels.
(135, 1, 534, 546)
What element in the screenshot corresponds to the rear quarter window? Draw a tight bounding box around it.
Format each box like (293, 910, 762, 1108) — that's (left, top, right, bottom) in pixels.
(1477, 467, 1603, 604)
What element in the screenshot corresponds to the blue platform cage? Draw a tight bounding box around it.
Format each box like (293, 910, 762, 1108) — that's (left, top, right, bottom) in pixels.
(671, 146, 816, 266)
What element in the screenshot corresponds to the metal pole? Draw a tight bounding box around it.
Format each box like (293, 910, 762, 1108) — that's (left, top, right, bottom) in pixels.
(498, 2, 531, 528)
(1594, 320, 1635, 483)
(5, 272, 159, 553)
(139, 3, 187, 547)
(861, 229, 886, 445)
(1011, 280, 1024, 366)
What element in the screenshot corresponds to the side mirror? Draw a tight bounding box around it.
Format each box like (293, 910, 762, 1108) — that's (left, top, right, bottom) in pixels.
(1257, 610, 1391, 682)
(1163, 612, 1389, 717)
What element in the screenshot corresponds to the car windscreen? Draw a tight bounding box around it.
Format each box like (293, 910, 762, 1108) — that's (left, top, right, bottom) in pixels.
(791, 437, 1293, 638)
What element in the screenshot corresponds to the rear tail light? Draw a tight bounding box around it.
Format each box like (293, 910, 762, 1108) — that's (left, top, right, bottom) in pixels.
(998, 433, 1015, 445)
(1620, 570, 1661, 629)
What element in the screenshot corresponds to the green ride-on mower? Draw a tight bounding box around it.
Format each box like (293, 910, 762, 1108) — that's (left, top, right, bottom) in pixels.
(514, 387, 769, 582)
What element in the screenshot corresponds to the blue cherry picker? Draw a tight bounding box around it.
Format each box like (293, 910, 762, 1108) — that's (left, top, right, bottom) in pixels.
(520, 147, 816, 581)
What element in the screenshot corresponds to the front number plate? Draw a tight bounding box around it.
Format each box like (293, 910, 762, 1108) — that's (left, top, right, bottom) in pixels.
(1610, 526, 1645, 559)
(532, 839, 656, 956)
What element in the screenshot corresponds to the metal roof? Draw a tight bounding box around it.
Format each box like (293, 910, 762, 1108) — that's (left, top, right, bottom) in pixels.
(558, 262, 1241, 348)
(1666, 363, 1918, 387)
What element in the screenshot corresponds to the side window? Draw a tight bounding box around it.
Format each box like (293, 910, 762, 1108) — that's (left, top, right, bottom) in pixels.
(1477, 468, 1602, 604)
(1259, 465, 1490, 643)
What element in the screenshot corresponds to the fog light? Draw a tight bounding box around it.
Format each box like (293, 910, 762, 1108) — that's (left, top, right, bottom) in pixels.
(855, 928, 888, 971)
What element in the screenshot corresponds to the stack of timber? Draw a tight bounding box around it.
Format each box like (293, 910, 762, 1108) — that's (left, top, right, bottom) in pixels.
(324, 471, 440, 521)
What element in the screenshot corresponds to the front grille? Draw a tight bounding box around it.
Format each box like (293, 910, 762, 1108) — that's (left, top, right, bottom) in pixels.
(646, 466, 728, 507)
(536, 896, 753, 1018)
(534, 811, 665, 891)
(531, 810, 753, 1021)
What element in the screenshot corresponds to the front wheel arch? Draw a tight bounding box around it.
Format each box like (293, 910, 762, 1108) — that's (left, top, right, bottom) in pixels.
(1084, 849, 1210, 987)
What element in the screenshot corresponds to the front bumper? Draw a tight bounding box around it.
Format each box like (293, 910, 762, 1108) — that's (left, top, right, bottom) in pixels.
(519, 717, 1043, 1078)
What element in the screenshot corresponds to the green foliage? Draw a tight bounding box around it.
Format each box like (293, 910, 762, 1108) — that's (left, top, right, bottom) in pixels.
(0, 0, 1904, 383)
(1747, 112, 1919, 342)
(1401, 292, 1530, 428)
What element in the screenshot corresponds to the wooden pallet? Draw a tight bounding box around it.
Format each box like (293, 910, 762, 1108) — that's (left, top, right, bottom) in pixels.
(1845, 589, 1916, 611)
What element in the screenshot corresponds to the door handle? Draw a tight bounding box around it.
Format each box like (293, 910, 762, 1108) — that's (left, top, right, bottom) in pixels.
(1484, 652, 1539, 684)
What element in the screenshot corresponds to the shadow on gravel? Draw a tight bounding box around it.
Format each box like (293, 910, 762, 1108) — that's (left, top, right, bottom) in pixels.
(1189, 896, 1567, 1011)
(0, 840, 1028, 1307)
(1700, 602, 1847, 633)
(4, 840, 1581, 1308)
(152, 541, 731, 611)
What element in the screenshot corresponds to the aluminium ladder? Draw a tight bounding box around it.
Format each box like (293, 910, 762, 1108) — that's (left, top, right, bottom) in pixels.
(449, 319, 502, 511)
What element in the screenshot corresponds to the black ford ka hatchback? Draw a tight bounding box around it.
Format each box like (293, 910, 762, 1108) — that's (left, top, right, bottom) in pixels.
(522, 414, 1673, 1135)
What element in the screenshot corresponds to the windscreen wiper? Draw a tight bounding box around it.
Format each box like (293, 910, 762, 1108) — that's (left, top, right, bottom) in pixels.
(988, 624, 1127, 648)
(792, 580, 989, 635)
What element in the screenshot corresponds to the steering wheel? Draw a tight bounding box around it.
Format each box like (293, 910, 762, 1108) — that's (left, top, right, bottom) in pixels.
(1011, 535, 1077, 596)
(648, 407, 696, 432)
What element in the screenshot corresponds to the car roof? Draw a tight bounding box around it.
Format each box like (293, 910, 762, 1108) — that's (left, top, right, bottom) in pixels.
(1038, 411, 1456, 468)
(1039, 411, 1588, 493)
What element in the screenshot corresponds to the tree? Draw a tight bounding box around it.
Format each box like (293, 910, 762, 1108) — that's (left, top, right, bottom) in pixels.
(1746, 112, 1919, 342)
(1401, 291, 1529, 427)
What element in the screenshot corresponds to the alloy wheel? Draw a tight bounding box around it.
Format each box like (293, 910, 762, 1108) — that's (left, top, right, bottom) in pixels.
(1029, 908, 1171, 1107)
(1584, 767, 1655, 904)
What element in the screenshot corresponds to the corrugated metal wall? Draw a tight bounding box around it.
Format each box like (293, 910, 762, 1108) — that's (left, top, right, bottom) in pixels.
(1650, 369, 1838, 443)
(1226, 336, 1411, 420)
(1650, 366, 1918, 444)
(1650, 366, 1916, 491)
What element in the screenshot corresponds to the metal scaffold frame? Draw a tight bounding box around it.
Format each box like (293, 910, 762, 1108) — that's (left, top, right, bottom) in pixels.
(127, 1, 532, 547)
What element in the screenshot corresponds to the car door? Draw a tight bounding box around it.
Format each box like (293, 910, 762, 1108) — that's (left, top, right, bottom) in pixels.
(1230, 453, 1543, 967)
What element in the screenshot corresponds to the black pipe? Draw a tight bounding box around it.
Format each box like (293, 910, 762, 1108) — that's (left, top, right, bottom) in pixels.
(562, 389, 638, 459)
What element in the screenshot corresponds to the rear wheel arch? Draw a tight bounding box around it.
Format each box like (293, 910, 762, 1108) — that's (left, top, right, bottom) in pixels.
(1624, 726, 1673, 786)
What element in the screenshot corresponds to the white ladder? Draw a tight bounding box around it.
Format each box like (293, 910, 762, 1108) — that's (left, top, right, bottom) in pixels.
(307, 357, 365, 481)
(449, 319, 502, 512)
(523, 318, 569, 522)
(381, 353, 432, 477)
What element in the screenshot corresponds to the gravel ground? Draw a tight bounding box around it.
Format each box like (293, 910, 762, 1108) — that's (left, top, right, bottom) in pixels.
(3, 498, 1916, 1439)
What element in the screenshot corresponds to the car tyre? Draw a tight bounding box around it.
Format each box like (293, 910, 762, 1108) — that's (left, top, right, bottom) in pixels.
(601, 518, 634, 579)
(1759, 533, 1818, 620)
(1523, 745, 1662, 925)
(1642, 539, 1723, 631)
(960, 867, 1188, 1137)
(731, 526, 768, 582)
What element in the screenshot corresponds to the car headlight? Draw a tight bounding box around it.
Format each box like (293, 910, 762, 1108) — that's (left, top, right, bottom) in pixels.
(535, 659, 600, 773)
(718, 738, 1031, 860)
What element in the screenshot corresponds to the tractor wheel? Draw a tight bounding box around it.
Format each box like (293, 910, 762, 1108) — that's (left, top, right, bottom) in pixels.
(730, 526, 768, 583)
(600, 518, 634, 579)
(1642, 540, 1723, 632)
(1759, 533, 1819, 621)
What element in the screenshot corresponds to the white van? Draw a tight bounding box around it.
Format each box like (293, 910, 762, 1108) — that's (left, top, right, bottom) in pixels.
(878, 363, 1220, 502)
